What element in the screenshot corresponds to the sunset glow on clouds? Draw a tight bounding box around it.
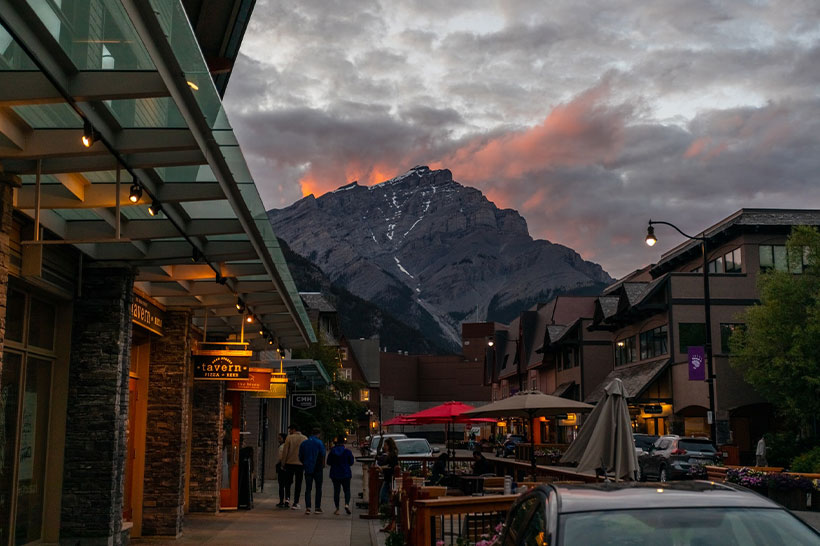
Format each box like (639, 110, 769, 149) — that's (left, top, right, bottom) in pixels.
(225, 0, 820, 277)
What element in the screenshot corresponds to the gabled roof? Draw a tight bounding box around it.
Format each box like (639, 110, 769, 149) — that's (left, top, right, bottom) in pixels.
(300, 292, 336, 314)
(652, 209, 820, 276)
(585, 357, 670, 404)
(598, 296, 620, 319)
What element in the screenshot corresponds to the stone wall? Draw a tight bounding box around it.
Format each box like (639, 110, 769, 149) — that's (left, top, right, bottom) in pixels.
(141, 310, 192, 537)
(60, 267, 134, 545)
(188, 381, 223, 512)
(0, 176, 18, 385)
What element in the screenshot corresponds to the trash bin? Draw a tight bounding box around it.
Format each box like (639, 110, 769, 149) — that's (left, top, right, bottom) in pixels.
(238, 446, 254, 509)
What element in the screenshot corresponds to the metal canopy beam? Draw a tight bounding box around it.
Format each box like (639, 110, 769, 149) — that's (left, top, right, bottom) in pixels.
(64, 218, 243, 240)
(1, 128, 199, 159)
(2, 149, 206, 174)
(15, 182, 226, 209)
(0, 71, 170, 105)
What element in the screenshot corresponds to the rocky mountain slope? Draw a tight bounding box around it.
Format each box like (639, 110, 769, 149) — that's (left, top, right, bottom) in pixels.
(270, 166, 612, 351)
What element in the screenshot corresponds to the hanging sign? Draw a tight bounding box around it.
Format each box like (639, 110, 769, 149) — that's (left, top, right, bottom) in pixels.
(291, 393, 317, 410)
(251, 372, 288, 398)
(227, 368, 272, 392)
(193, 342, 251, 380)
(688, 346, 706, 381)
(132, 293, 165, 335)
(643, 404, 663, 415)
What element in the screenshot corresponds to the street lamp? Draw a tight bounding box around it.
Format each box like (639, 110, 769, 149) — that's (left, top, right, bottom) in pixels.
(646, 220, 717, 443)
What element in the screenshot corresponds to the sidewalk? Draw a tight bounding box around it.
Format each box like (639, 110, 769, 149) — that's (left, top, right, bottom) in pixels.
(138, 461, 373, 546)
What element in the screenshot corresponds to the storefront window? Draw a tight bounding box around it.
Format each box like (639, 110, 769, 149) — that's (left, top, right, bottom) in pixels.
(0, 353, 22, 546)
(1, 288, 57, 544)
(14, 357, 51, 545)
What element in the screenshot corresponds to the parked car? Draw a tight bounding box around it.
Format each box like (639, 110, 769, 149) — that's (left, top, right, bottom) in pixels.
(633, 433, 658, 481)
(498, 481, 820, 545)
(361, 433, 407, 457)
(639, 435, 718, 482)
(394, 438, 438, 457)
(496, 434, 526, 458)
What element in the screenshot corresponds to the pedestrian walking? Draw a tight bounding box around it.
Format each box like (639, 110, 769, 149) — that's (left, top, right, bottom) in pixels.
(756, 436, 768, 467)
(276, 433, 292, 508)
(281, 424, 307, 510)
(327, 435, 355, 515)
(299, 427, 327, 514)
(378, 437, 399, 506)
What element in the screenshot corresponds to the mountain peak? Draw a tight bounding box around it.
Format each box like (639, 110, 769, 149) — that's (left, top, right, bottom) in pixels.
(269, 166, 612, 351)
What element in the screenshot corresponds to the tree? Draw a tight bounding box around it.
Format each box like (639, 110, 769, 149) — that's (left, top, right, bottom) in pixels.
(730, 225, 820, 438)
(291, 335, 366, 442)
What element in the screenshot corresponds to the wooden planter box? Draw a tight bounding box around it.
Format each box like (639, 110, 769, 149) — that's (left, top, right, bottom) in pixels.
(768, 488, 809, 511)
(705, 466, 727, 482)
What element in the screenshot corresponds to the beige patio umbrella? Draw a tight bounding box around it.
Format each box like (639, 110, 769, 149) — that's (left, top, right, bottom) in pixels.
(462, 390, 593, 475)
(560, 378, 638, 481)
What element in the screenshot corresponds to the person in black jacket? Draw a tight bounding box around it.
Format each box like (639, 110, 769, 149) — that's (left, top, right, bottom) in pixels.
(430, 452, 449, 485)
(378, 437, 399, 505)
(472, 450, 494, 476)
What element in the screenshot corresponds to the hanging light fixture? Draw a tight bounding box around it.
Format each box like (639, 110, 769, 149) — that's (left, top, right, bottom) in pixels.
(645, 225, 657, 247)
(128, 183, 143, 203)
(235, 298, 245, 312)
(246, 314, 254, 324)
(81, 121, 96, 148)
(147, 200, 162, 216)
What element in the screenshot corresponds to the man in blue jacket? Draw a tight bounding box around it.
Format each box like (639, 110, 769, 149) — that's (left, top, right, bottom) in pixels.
(298, 427, 326, 514)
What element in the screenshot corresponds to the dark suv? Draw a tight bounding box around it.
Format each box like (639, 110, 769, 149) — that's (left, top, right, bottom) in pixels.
(498, 482, 820, 545)
(639, 435, 718, 482)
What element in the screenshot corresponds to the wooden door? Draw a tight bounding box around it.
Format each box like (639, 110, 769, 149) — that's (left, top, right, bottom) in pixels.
(220, 390, 241, 509)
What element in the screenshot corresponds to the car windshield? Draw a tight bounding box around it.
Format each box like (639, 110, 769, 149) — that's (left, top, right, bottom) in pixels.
(559, 508, 819, 546)
(679, 440, 716, 452)
(370, 434, 405, 451)
(634, 435, 657, 449)
(396, 440, 430, 455)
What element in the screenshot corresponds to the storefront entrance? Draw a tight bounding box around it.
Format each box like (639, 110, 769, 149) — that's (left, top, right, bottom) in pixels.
(220, 390, 241, 510)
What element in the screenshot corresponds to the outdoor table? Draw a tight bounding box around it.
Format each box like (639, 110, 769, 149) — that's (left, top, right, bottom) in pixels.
(457, 475, 485, 495)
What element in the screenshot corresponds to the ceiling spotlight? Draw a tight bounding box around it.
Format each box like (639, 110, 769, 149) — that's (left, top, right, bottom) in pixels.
(147, 200, 162, 216)
(235, 298, 245, 312)
(268, 338, 273, 345)
(246, 314, 254, 323)
(81, 121, 96, 148)
(128, 183, 143, 203)
(191, 247, 203, 263)
(187, 80, 199, 91)
(259, 329, 264, 336)
(645, 225, 657, 247)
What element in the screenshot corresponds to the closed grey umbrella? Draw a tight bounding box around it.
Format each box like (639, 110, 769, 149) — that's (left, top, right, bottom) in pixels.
(560, 379, 638, 481)
(463, 391, 593, 476)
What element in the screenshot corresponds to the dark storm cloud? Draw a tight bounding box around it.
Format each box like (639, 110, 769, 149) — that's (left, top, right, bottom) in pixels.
(223, 0, 820, 277)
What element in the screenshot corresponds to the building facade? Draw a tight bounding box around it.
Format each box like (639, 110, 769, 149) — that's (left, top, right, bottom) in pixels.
(0, 3, 316, 544)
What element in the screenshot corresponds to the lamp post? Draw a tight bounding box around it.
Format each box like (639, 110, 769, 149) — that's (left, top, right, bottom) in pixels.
(646, 220, 717, 444)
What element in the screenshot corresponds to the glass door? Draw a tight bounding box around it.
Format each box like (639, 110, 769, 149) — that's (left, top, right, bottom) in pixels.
(219, 390, 240, 510)
(0, 353, 22, 546)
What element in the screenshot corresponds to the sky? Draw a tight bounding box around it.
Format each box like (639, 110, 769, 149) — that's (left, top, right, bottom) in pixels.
(223, 0, 820, 278)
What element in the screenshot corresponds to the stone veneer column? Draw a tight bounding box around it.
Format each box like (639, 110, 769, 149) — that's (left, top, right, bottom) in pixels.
(188, 380, 223, 512)
(140, 310, 192, 537)
(60, 267, 134, 546)
(0, 174, 19, 385)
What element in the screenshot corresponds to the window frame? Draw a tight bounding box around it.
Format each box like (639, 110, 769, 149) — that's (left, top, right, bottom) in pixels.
(639, 325, 668, 360)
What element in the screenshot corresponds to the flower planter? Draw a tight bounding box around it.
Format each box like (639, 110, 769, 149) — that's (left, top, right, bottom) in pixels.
(768, 488, 808, 511)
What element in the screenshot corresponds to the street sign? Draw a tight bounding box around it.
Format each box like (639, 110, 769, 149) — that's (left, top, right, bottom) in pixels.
(291, 393, 317, 410)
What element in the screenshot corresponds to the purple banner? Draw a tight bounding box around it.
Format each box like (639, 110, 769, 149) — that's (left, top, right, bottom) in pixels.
(688, 346, 706, 381)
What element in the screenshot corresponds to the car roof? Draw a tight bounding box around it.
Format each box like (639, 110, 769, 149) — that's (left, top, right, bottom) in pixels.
(394, 438, 428, 443)
(550, 482, 779, 514)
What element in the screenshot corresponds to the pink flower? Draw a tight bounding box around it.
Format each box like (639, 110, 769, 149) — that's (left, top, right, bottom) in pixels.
(436, 541, 445, 546)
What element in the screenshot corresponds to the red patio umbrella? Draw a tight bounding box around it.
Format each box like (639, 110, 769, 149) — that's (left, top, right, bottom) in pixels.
(404, 401, 495, 469)
(382, 415, 418, 427)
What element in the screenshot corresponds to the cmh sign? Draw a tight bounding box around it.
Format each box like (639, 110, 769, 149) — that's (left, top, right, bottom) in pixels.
(291, 393, 317, 410)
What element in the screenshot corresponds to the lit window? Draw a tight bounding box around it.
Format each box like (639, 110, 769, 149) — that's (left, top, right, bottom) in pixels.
(615, 336, 637, 366)
(340, 348, 349, 361)
(339, 368, 352, 380)
(360, 389, 370, 402)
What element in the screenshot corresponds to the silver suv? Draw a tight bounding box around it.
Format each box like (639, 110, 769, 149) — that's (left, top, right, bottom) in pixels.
(638, 435, 718, 482)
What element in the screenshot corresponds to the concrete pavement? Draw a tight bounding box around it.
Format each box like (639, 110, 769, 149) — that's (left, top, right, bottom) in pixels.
(136, 458, 373, 546)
